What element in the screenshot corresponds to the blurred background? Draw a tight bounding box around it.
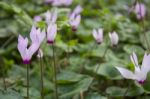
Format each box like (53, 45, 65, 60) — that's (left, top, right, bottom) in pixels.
(0, 0, 150, 99)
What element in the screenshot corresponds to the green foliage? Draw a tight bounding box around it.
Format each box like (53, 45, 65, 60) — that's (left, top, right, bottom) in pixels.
(1, 0, 150, 98)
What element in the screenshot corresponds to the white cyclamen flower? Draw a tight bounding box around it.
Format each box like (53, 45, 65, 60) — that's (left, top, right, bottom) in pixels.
(109, 31, 119, 47)
(92, 28, 103, 44)
(115, 52, 150, 84)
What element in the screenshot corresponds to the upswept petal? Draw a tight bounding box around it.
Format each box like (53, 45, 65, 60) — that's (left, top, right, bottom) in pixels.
(45, 10, 57, 24)
(112, 32, 119, 45)
(130, 52, 138, 66)
(51, 11, 57, 23)
(141, 53, 150, 74)
(70, 14, 81, 28)
(98, 29, 103, 40)
(39, 30, 46, 43)
(92, 29, 97, 39)
(28, 42, 39, 56)
(17, 35, 28, 59)
(45, 11, 52, 24)
(47, 23, 57, 42)
(92, 28, 103, 43)
(73, 5, 83, 15)
(115, 66, 135, 80)
(30, 26, 37, 43)
(109, 32, 119, 46)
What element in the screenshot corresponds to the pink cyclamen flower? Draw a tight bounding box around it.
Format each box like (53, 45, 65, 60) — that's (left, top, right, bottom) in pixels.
(17, 35, 39, 64)
(115, 52, 150, 84)
(109, 31, 119, 47)
(30, 26, 46, 45)
(134, 3, 146, 20)
(33, 16, 42, 22)
(18, 26, 45, 64)
(92, 28, 103, 44)
(45, 11, 57, 25)
(69, 5, 82, 32)
(47, 23, 57, 44)
(69, 14, 81, 32)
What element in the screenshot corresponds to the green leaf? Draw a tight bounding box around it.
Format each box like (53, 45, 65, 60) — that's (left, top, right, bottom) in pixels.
(60, 77, 93, 98)
(57, 71, 84, 84)
(85, 92, 107, 99)
(106, 85, 144, 97)
(96, 63, 122, 80)
(0, 89, 23, 99)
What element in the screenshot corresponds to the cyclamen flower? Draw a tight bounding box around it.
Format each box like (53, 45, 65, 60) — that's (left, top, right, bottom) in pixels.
(47, 23, 57, 44)
(33, 16, 42, 22)
(69, 14, 81, 32)
(69, 5, 82, 32)
(109, 32, 119, 47)
(30, 26, 46, 45)
(116, 52, 150, 84)
(18, 26, 45, 64)
(134, 3, 146, 20)
(45, 11, 57, 24)
(17, 35, 39, 64)
(92, 28, 103, 44)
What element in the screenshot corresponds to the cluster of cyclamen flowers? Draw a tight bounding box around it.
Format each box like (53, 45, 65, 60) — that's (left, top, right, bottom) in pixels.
(116, 2, 149, 84)
(92, 28, 119, 47)
(18, 5, 82, 64)
(92, 28, 150, 84)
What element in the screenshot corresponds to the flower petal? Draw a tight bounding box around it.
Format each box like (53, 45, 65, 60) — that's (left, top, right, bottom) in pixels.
(130, 52, 138, 66)
(115, 66, 135, 80)
(73, 5, 83, 15)
(141, 53, 150, 74)
(92, 29, 97, 39)
(17, 35, 28, 59)
(47, 23, 57, 42)
(30, 26, 37, 43)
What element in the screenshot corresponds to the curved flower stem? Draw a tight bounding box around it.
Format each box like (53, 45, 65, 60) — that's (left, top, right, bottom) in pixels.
(26, 64, 30, 99)
(39, 57, 44, 99)
(52, 43, 59, 99)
